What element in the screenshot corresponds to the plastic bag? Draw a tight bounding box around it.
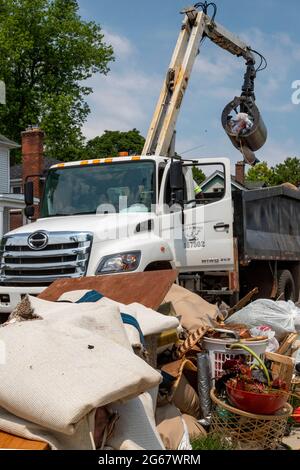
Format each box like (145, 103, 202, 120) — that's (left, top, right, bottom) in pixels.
(229, 112, 253, 135)
(250, 326, 279, 353)
(226, 299, 300, 341)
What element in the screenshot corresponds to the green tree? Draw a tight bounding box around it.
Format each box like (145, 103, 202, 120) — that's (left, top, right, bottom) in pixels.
(272, 157, 300, 186)
(246, 161, 275, 186)
(85, 129, 145, 158)
(246, 158, 300, 187)
(0, 0, 114, 161)
(192, 167, 206, 185)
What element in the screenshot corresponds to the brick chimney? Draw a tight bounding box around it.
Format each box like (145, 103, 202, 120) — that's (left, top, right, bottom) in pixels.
(22, 126, 45, 217)
(235, 161, 245, 186)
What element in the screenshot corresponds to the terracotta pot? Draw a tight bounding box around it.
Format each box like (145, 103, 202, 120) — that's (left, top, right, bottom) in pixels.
(226, 383, 288, 415)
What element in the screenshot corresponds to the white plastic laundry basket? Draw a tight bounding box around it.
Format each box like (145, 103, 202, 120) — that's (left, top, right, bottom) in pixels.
(202, 337, 268, 379)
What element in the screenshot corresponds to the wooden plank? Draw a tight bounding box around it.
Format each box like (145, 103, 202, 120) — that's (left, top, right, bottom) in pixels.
(265, 351, 295, 366)
(265, 351, 295, 390)
(38, 270, 178, 310)
(227, 287, 259, 317)
(277, 333, 298, 356)
(0, 431, 49, 450)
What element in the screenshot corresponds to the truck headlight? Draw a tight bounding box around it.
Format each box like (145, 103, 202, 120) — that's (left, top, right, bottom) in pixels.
(96, 251, 141, 274)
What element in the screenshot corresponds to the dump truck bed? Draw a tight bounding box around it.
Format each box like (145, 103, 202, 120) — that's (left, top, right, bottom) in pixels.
(233, 186, 300, 263)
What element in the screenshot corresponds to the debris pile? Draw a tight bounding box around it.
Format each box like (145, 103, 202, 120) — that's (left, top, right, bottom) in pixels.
(0, 273, 299, 451)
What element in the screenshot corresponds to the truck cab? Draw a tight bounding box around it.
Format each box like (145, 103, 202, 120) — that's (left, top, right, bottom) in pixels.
(0, 155, 234, 313)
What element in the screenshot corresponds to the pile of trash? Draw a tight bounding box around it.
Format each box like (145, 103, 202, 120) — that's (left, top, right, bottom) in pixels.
(0, 280, 299, 451)
(228, 112, 254, 136)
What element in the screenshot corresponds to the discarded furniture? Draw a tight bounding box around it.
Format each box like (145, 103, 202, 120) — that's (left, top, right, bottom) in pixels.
(0, 431, 49, 450)
(39, 270, 178, 309)
(0, 270, 177, 450)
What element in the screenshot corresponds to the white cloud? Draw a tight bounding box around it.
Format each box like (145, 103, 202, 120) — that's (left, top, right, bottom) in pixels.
(257, 137, 298, 165)
(83, 71, 159, 139)
(240, 27, 300, 80)
(103, 29, 135, 60)
(265, 103, 295, 113)
(194, 53, 242, 84)
(82, 25, 299, 168)
(82, 30, 161, 140)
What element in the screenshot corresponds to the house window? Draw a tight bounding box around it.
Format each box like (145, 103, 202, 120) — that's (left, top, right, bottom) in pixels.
(12, 186, 21, 194)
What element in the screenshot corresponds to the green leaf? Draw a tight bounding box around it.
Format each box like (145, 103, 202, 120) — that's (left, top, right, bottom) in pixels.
(0, 0, 114, 162)
(85, 129, 145, 159)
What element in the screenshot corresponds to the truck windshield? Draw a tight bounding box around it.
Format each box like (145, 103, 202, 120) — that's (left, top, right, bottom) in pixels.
(41, 161, 156, 218)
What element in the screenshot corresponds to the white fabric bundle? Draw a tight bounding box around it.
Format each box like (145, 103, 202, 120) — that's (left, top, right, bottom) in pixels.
(107, 388, 165, 450)
(28, 295, 132, 350)
(125, 303, 179, 336)
(0, 298, 161, 438)
(0, 407, 96, 450)
(58, 291, 142, 347)
(58, 290, 180, 337)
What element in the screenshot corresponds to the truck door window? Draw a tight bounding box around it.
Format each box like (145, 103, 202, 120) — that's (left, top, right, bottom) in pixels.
(184, 163, 226, 206)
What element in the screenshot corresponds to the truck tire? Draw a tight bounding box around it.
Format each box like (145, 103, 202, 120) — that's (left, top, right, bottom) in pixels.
(277, 270, 296, 302)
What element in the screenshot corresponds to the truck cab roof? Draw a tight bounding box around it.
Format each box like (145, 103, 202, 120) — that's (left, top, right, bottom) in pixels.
(50, 155, 169, 170)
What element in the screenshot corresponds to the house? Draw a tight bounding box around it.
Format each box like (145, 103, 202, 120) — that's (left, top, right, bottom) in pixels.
(10, 155, 61, 195)
(0, 134, 25, 239)
(9, 127, 62, 231)
(199, 169, 246, 193)
(0, 121, 62, 238)
(199, 161, 267, 193)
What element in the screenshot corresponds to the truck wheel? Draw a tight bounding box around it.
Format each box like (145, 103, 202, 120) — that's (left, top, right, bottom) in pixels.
(277, 270, 296, 302)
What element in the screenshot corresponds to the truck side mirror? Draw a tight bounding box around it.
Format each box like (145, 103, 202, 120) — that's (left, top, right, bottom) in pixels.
(170, 161, 183, 190)
(24, 181, 34, 206)
(24, 205, 35, 219)
(170, 161, 184, 212)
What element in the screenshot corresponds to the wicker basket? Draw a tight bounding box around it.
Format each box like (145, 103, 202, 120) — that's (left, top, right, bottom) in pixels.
(210, 389, 292, 450)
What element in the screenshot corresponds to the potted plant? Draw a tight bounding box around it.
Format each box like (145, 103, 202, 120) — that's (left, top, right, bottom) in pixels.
(216, 343, 289, 415)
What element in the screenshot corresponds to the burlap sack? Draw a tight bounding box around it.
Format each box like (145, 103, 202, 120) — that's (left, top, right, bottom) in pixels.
(156, 404, 184, 450)
(172, 375, 200, 419)
(164, 284, 218, 332)
(181, 414, 207, 441)
(156, 404, 206, 450)
(161, 359, 200, 418)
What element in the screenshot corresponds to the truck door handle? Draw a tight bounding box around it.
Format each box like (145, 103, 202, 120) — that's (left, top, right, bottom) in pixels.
(214, 222, 230, 231)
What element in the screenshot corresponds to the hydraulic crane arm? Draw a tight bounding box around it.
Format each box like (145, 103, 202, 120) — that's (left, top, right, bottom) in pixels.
(204, 16, 254, 61)
(142, 7, 255, 157)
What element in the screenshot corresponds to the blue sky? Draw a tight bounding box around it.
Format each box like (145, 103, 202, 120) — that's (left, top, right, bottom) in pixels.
(78, 0, 300, 167)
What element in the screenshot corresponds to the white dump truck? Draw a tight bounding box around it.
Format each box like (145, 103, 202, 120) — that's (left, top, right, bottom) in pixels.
(1, 6, 299, 314)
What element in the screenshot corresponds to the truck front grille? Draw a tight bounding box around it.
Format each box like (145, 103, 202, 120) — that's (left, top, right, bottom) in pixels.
(0, 231, 93, 286)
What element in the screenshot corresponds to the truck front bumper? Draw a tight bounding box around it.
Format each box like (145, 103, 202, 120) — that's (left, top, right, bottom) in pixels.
(0, 286, 46, 314)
